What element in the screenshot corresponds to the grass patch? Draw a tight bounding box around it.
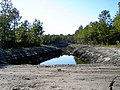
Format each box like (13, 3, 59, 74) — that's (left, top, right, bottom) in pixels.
(74, 57, 87, 64)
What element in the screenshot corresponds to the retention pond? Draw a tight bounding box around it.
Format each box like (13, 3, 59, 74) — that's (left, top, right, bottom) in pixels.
(40, 55, 86, 65)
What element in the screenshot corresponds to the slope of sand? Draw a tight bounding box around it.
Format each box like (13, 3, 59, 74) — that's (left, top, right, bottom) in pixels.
(0, 64, 120, 90)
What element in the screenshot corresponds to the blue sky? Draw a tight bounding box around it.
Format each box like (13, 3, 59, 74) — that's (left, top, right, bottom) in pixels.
(12, 0, 119, 35)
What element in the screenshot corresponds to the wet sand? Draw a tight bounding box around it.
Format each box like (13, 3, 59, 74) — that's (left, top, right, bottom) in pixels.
(0, 64, 120, 90)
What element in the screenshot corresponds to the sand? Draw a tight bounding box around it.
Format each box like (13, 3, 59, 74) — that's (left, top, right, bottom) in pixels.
(0, 64, 120, 90)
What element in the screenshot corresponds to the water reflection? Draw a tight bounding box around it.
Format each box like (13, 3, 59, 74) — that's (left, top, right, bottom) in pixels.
(40, 55, 76, 65)
(40, 55, 87, 65)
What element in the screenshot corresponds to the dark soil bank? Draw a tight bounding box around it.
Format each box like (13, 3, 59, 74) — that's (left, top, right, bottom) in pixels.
(1, 44, 120, 65)
(67, 44, 120, 65)
(0, 46, 62, 65)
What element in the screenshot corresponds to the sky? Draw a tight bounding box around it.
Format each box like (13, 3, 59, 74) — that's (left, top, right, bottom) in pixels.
(11, 0, 120, 35)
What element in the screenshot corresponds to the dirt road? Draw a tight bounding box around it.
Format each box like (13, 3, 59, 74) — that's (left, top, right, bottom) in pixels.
(0, 64, 120, 90)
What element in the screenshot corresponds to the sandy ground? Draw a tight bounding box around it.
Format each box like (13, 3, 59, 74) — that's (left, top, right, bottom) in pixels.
(0, 64, 120, 90)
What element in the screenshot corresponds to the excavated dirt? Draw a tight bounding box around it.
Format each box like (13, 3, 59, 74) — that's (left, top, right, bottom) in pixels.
(0, 45, 120, 90)
(0, 64, 120, 90)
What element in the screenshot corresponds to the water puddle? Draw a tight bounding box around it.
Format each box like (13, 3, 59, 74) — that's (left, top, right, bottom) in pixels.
(40, 55, 76, 65)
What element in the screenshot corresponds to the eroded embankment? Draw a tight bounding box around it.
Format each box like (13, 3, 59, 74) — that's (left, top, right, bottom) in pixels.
(0, 46, 62, 65)
(67, 44, 120, 65)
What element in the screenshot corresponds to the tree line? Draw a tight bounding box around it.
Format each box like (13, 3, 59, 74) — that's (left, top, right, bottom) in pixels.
(0, 0, 120, 49)
(41, 34, 73, 44)
(74, 2, 120, 45)
(0, 0, 74, 49)
(0, 0, 44, 48)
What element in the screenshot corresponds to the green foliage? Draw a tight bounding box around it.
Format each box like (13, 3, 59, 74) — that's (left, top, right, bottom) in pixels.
(15, 19, 44, 47)
(113, 15, 120, 31)
(74, 2, 120, 45)
(29, 19, 44, 45)
(0, 0, 12, 48)
(98, 10, 112, 26)
(0, 0, 120, 48)
(0, 0, 44, 48)
(74, 57, 87, 64)
(42, 34, 73, 44)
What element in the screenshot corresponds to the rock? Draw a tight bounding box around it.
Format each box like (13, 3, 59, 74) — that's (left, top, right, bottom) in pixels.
(0, 46, 62, 65)
(70, 44, 120, 65)
(0, 48, 9, 64)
